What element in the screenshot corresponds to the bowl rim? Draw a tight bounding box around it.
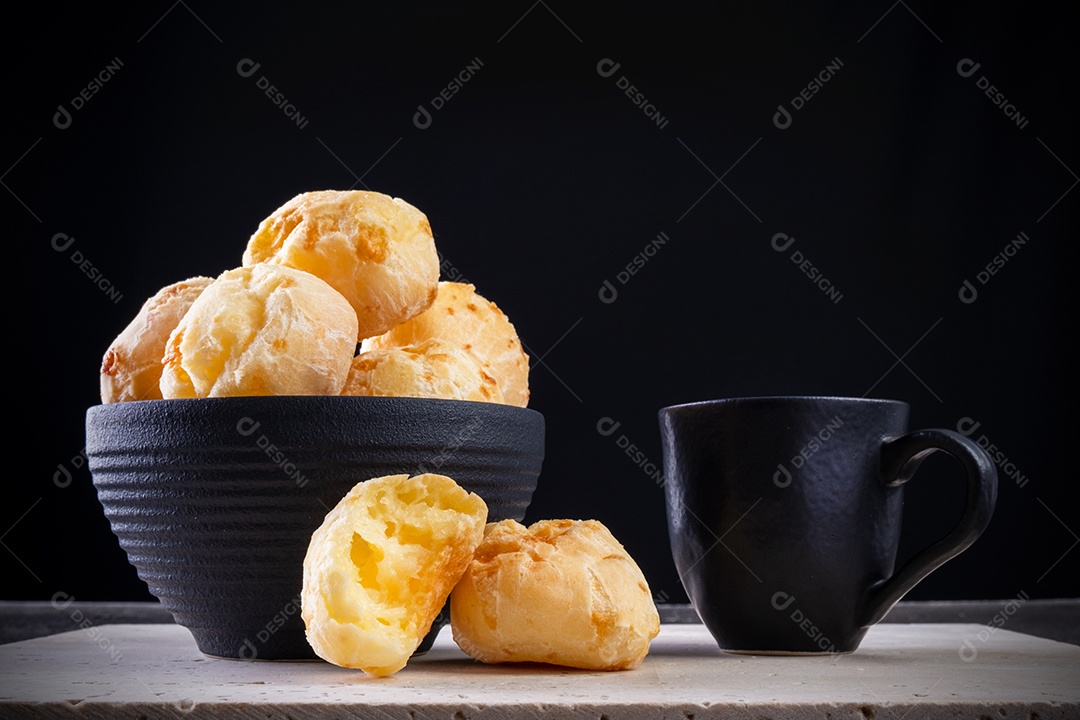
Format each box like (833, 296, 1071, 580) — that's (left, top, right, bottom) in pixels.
(87, 394, 544, 419)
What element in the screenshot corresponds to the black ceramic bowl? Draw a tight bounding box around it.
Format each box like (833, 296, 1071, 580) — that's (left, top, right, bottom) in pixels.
(85, 395, 544, 661)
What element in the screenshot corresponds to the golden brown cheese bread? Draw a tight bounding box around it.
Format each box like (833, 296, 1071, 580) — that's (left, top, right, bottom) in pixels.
(99, 276, 213, 403)
(361, 281, 530, 407)
(450, 519, 660, 670)
(341, 338, 504, 404)
(243, 190, 439, 340)
(302, 473, 488, 677)
(159, 264, 358, 398)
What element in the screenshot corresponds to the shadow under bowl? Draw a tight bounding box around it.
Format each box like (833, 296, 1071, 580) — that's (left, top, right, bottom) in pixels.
(85, 395, 545, 661)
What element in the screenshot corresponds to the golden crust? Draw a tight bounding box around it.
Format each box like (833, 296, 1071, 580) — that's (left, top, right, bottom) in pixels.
(301, 473, 488, 676)
(341, 338, 505, 404)
(450, 519, 660, 670)
(243, 190, 439, 340)
(99, 276, 214, 403)
(362, 282, 530, 407)
(159, 264, 358, 398)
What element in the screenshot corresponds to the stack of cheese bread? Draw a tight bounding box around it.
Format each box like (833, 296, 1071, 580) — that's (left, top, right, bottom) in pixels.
(98, 190, 659, 677)
(99, 190, 528, 407)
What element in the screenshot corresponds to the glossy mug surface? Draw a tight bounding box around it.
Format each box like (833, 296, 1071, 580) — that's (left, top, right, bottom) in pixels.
(659, 396, 997, 654)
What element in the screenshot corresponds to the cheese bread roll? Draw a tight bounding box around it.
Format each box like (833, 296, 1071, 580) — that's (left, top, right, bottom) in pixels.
(159, 264, 358, 398)
(450, 519, 660, 670)
(100, 276, 213, 403)
(243, 190, 438, 340)
(302, 473, 488, 677)
(342, 338, 504, 404)
(362, 282, 529, 407)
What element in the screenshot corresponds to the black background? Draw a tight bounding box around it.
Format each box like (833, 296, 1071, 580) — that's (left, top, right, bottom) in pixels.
(8, 3, 1076, 606)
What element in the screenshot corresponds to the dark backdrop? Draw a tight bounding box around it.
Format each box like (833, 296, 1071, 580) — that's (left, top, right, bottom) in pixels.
(9, 3, 1076, 606)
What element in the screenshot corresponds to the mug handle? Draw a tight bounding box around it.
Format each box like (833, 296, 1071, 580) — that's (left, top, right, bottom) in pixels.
(860, 429, 998, 628)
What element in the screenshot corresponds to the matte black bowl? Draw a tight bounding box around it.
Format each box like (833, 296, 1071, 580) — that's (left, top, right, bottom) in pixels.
(85, 395, 545, 660)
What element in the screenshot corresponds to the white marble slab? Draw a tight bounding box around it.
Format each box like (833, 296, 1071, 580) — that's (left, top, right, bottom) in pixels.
(0, 622, 1077, 718)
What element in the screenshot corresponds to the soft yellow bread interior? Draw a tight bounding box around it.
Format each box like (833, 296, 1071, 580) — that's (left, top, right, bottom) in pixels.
(450, 518, 660, 670)
(302, 473, 487, 677)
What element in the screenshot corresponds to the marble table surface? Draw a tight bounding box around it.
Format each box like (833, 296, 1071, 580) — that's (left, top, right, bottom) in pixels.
(1, 621, 1077, 719)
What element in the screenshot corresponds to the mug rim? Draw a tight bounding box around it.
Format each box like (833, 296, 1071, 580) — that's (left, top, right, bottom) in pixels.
(659, 395, 908, 413)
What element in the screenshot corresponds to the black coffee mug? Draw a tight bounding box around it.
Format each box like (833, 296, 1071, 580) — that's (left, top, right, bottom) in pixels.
(659, 396, 997, 654)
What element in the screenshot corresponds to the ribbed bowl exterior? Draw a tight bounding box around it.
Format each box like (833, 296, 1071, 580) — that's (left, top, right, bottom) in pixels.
(85, 396, 545, 660)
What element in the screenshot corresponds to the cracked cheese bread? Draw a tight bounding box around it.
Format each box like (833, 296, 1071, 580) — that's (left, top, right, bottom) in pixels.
(159, 264, 358, 398)
(100, 276, 213, 403)
(450, 519, 660, 670)
(302, 473, 487, 677)
(361, 281, 529, 407)
(243, 190, 439, 341)
(342, 338, 504, 404)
